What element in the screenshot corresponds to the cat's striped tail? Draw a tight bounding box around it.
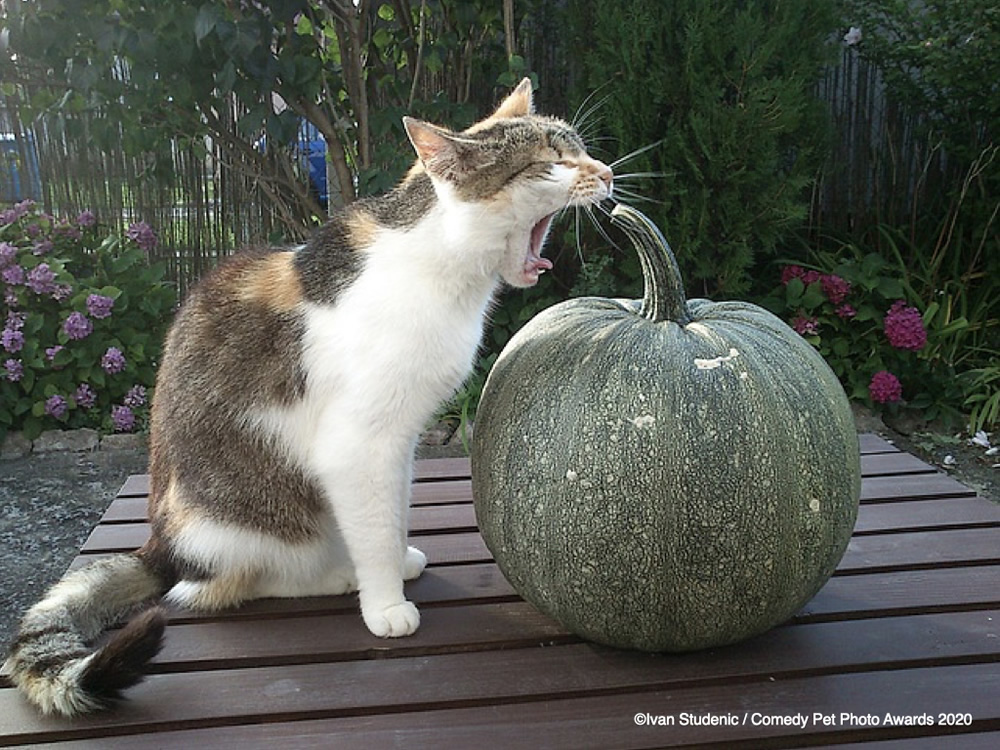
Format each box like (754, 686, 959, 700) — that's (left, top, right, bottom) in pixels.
(3, 554, 171, 717)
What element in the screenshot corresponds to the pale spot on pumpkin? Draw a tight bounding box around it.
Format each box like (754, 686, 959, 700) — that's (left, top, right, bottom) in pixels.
(566, 469, 579, 482)
(631, 414, 656, 429)
(694, 348, 740, 370)
(809, 497, 821, 513)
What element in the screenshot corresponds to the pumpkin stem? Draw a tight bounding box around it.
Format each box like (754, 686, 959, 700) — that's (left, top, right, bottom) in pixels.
(611, 204, 692, 325)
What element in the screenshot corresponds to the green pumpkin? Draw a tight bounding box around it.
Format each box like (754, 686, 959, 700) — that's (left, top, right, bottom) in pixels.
(471, 205, 860, 652)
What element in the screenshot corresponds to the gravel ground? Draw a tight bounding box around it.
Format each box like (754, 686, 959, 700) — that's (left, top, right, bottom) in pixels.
(0, 448, 149, 652)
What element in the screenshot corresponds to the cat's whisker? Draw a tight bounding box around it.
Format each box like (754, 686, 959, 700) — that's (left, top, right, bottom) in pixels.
(584, 202, 624, 252)
(610, 140, 664, 170)
(573, 206, 585, 263)
(613, 171, 670, 182)
(571, 85, 615, 133)
(610, 187, 664, 206)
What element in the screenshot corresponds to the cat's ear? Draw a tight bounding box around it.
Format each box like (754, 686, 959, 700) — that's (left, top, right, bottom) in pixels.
(403, 117, 479, 180)
(492, 77, 534, 119)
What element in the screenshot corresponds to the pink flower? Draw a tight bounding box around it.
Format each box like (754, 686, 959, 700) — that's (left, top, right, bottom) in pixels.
(781, 265, 805, 285)
(101, 346, 126, 374)
(836, 304, 857, 319)
(45, 394, 68, 419)
(801, 270, 822, 285)
(86, 294, 115, 319)
(4, 358, 23, 382)
(791, 314, 819, 336)
(884, 300, 926, 351)
(75, 383, 97, 409)
(126, 222, 157, 253)
(821, 274, 851, 304)
(26, 263, 57, 295)
(869, 370, 903, 404)
(112, 404, 136, 432)
(63, 311, 93, 340)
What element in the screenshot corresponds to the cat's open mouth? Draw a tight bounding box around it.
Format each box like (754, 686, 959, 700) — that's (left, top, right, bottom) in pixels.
(522, 213, 556, 284)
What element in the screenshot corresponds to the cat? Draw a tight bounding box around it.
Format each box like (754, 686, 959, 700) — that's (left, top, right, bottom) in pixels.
(3, 79, 613, 717)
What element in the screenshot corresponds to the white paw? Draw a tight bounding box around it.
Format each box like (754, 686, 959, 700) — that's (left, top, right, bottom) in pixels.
(403, 546, 427, 581)
(363, 600, 420, 638)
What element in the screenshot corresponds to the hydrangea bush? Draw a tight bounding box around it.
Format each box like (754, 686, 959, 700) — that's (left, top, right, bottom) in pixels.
(1, 200, 175, 440)
(762, 250, 965, 425)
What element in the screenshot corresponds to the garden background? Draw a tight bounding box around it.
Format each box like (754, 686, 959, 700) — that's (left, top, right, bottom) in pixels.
(1, 0, 997, 443)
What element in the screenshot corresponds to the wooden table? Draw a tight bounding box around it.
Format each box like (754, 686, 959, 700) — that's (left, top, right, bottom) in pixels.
(2, 434, 998, 747)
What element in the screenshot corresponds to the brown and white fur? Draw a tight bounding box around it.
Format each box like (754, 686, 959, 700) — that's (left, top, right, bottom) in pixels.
(3, 79, 613, 716)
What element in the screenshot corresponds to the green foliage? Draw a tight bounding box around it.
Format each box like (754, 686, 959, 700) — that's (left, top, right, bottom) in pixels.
(842, 0, 999, 163)
(570, 0, 838, 296)
(3, 0, 523, 222)
(760, 241, 996, 431)
(1, 201, 175, 440)
(961, 366, 1000, 435)
(840, 0, 999, 347)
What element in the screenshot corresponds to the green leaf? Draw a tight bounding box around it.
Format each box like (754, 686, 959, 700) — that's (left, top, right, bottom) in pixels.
(22, 416, 43, 441)
(424, 50, 443, 74)
(800, 281, 826, 310)
(295, 14, 314, 34)
(13, 397, 33, 417)
(111, 253, 139, 274)
(24, 313, 45, 336)
(373, 28, 392, 50)
(378, 4, 395, 21)
(99, 285, 123, 300)
(784, 277, 804, 305)
(20, 369, 35, 394)
(877, 277, 905, 300)
(195, 4, 224, 43)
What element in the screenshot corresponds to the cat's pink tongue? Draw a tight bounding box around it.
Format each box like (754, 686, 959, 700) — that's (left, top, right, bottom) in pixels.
(523, 213, 556, 283)
(523, 254, 553, 281)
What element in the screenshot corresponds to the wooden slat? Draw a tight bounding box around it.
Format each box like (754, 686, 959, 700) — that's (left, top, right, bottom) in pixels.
(857, 432, 900, 454)
(853, 497, 1000, 534)
(860, 451, 938, 476)
(797, 566, 1000, 621)
(840, 528, 1000, 573)
(2, 630, 997, 746)
(142, 607, 999, 674)
(861, 473, 977, 502)
(152, 602, 575, 671)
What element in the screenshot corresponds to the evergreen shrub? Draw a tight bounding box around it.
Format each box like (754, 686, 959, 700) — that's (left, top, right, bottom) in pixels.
(570, 0, 838, 296)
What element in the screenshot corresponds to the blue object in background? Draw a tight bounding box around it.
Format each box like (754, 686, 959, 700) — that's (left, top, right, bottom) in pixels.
(0, 132, 42, 202)
(298, 121, 328, 208)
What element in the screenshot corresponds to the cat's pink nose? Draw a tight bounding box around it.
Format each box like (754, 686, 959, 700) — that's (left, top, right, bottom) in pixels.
(596, 163, 613, 188)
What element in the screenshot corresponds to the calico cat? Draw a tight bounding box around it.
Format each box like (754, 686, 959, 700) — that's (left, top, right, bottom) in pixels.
(3, 78, 613, 716)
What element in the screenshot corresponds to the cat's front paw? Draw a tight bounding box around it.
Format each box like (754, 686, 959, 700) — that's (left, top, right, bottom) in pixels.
(363, 600, 420, 638)
(403, 546, 427, 580)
